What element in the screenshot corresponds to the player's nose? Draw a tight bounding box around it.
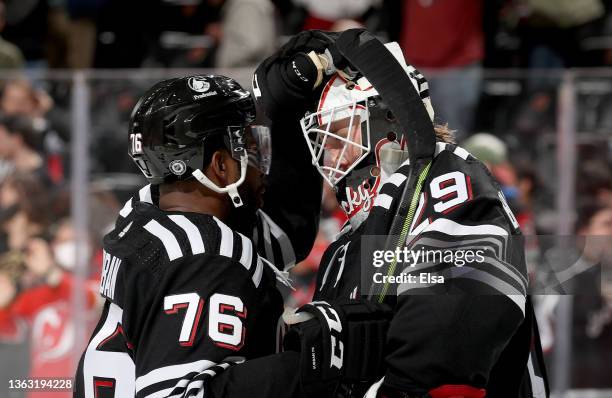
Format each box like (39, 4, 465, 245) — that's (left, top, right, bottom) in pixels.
(328, 149, 348, 169)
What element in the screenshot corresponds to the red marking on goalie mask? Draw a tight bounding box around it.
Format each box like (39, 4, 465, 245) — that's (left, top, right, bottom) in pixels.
(341, 182, 376, 217)
(339, 138, 391, 219)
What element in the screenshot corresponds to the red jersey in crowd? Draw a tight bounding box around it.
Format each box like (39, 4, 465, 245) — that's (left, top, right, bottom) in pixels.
(0, 273, 98, 398)
(400, 0, 483, 68)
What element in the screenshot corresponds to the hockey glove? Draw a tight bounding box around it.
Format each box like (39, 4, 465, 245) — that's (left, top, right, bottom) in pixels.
(310, 29, 363, 77)
(279, 30, 339, 59)
(279, 29, 363, 79)
(283, 300, 392, 395)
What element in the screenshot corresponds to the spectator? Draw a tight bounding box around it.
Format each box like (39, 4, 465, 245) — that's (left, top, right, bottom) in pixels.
(0, 237, 98, 398)
(46, 0, 104, 69)
(50, 218, 93, 274)
(461, 132, 520, 204)
(462, 133, 539, 232)
(515, 162, 541, 234)
(0, 251, 28, 398)
(0, 116, 45, 179)
(0, 174, 49, 252)
(1, 0, 49, 67)
(0, 80, 64, 184)
(92, 0, 150, 68)
(517, 0, 605, 69)
(570, 201, 612, 388)
(0, 252, 22, 311)
(575, 201, 612, 261)
(292, 0, 380, 31)
(576, 159, 612, 207)
(1, 79, 52, 119)
(215, 0, 277, 68)
(0, 1, 24, 69)
(64, 0, 104, 69)
(399, 0, 484, 138)
(141, 0, 224, 68)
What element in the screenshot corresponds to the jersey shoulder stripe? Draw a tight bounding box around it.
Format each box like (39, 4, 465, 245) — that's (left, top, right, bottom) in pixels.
(169, 215, 205, 255)
(212, 216, 234, 258)
(116, 185, 293, 273)
(117, 184, 155, 220)
(110, 203, 244, 263)
(143, 219, 183, 261)
(102, 202, 265, 305)
(237, 233, 253, 270)
(434, 142, 474, 161)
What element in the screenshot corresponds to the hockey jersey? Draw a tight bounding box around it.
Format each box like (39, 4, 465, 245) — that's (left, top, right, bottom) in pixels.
(314, 142, 547, 397)
(75, 202, 284, 398)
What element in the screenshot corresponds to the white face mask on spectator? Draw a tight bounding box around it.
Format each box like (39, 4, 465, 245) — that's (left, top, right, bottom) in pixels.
(53, 241, 91, 271)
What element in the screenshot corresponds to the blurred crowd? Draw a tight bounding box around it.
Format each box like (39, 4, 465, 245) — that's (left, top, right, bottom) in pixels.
(0, 77, 120, 397)
(0, 0, 610, 70)
(0, 0, 610, 395)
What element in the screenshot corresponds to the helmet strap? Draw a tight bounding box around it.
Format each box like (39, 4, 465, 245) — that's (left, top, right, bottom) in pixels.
(191, 152, 248, 207)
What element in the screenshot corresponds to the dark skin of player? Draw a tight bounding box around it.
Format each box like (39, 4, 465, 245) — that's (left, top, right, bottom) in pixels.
(159, 148, 265, 229)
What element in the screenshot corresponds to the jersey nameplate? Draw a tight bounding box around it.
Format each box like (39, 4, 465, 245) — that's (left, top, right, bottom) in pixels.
(100, 250, 122, 300)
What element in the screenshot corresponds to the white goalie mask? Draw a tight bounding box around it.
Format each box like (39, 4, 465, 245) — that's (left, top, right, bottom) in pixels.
(300, 42, 435, 226)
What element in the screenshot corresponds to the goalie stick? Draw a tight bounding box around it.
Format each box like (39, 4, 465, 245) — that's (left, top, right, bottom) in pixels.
(334, 29, 437, 302)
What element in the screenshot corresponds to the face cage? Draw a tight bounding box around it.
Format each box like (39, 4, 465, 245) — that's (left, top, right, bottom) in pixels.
(300, 100, 371, 187)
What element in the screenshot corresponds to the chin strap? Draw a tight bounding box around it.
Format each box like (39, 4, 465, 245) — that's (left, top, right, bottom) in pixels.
(192, 153, 248, 207)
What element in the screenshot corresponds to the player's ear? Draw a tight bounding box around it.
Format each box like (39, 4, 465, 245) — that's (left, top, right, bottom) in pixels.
(207, 149, 226, 186)
(208, 149, 238, 186)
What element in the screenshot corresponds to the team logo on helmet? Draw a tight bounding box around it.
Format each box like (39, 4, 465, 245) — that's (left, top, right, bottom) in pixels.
(188, 77, 210, 93)
(169, 160, 187, 176)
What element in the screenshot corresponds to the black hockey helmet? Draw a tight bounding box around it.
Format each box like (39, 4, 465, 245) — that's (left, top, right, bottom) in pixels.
(129, 75, 270, 207)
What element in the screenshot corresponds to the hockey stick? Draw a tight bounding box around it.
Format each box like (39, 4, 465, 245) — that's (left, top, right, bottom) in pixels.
(334, 30, 436, 303)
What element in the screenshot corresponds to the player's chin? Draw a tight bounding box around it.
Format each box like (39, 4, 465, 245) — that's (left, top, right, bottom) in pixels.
(254, 189, 265, 209)
(240, 187, 264, 210)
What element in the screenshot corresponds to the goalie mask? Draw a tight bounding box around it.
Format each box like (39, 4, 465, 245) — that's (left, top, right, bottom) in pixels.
(300, 42, 434, 227)
(129, 75, 271, 207)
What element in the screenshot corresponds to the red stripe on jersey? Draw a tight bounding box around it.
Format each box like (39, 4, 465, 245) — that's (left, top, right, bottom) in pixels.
(428, 384, 486, 398)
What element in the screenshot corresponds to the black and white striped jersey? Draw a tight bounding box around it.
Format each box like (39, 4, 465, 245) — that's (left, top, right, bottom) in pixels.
(75, 201, 284, 398)
(314, 142, 548, 397)
(115, 184, 300, 273)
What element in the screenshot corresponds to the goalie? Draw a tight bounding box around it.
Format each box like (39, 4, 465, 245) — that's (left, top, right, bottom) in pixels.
(243, 29, 549, 398)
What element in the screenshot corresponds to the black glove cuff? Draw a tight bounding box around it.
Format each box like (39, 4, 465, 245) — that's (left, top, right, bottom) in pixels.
(283, 52, 319, 91)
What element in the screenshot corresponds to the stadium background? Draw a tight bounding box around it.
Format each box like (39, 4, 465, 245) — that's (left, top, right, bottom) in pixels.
(0, 0, 610, 397)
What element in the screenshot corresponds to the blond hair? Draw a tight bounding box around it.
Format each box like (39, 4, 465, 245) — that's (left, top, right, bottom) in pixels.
(434, 123, 456, 144)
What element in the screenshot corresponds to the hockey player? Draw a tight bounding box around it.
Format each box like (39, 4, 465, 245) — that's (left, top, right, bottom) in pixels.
(250, 29, 549, 398)
(74, 75, 324, 398)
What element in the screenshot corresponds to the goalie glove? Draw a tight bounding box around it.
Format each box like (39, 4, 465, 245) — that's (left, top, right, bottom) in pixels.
(278, 29, 364, 89)
(283, 300, 392, 395)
